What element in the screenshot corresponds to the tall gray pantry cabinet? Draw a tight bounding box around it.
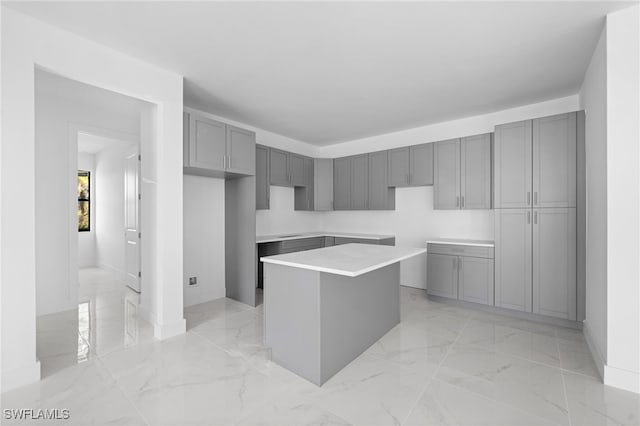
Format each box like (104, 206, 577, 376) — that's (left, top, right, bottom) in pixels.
(494, 112, 579, 320)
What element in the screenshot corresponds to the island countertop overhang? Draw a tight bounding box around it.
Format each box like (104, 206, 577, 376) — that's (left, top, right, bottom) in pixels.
(260, 243, 426, 277)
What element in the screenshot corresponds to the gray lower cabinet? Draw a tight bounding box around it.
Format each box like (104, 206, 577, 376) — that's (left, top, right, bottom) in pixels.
(184, 111, 256, 177)
(333, 157, 351, 210)
(270, 148, 290, 186)
(333, 237, 395, 246)
(256, 144, 270, 209)
(314, 158, 333, 211)
(410, 143, 434, 186)
(368, 151, 394, 210)
(433, 139, 461, 209)
(427, 243, 495, 305)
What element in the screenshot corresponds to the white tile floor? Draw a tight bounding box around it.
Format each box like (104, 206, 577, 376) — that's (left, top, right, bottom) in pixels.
(2, 268, 640, 425)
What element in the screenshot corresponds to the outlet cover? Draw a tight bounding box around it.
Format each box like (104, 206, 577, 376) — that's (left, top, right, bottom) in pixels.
(189, 277, 197, 286)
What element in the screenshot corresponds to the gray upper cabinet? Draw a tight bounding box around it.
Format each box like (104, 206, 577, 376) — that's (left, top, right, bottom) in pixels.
(314, 158, 333, 211)
(388, 147, 410, 187)
(494, 120, 533, 209)
(333, 157, 351, 210)
(533, 113, 577, 208)
(433, 139, 461, 209)
(494, 208, 533, 312)
(226, 125, 256, 175)
(184, 111, 255, 177)
(427, 253, 458, 299)
(290, 153, 306, 187)
(187, 113, 227, 171)
(533, 208, 576, 320)
(368, 151, 394, 210)
(350, 154, 369, 210)
(410, 143, 434, 186)
(269, 148, 290, 186)
(255, 145, 270, 210)
(461, 134, 492, 209)
(294, 157, 314, 211)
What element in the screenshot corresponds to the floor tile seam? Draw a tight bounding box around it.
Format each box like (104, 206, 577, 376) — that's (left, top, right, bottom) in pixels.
(93, 357, 152, 426)
(400, 314, 472, 425)
(558, 361, 574, 426)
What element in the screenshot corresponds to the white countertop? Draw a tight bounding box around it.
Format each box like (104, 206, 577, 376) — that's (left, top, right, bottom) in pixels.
(256, 232, 395, 244)
(261, 243, 425, 277)
(426, 238, 495, 247)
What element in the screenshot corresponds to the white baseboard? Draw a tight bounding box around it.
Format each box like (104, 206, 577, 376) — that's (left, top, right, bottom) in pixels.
(1, 360, 41, 393)
(582, 320, 605, 380)
(153, 318, 186, 340)
(604, 365, 640, 394)
(183, 287, 226, 308)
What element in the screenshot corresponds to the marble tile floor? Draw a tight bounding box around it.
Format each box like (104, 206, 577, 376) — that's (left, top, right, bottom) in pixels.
(3, 279, 640, 425)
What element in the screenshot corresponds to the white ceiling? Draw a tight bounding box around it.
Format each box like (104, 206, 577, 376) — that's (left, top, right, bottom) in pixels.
(9, 1, 635, 145)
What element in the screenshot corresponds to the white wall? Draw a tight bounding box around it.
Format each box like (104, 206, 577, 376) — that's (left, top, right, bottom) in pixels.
(183, 175, 226, 307)
(603, 5, 640, 393)
(1, 7, 185, 392)
(78, 152, 97, 268)
(256, 186, 323, 236)
(579, 25, 608, 378)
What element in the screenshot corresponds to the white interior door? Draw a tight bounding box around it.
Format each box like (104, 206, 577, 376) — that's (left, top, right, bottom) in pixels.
(124, 149, 141, 292)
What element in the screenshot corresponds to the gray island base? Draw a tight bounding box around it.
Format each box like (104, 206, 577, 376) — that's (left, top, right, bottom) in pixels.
(261, 244, 426, 385)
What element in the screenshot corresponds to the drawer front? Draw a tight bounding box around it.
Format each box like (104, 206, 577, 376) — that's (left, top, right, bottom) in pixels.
(325, 236, 335, 247)
(427, 243, 494, 259)
(281, 237, 325, 252)
(333, 237, 379, 246)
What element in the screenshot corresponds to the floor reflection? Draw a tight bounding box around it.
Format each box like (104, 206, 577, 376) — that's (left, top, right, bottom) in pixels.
(36, 267, 153, 377)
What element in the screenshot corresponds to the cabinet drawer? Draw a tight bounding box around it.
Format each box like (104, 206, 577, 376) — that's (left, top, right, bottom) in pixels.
(280, 237, 325, 252)
(427, 243, 494, 259)
(333, 237, 378, 246)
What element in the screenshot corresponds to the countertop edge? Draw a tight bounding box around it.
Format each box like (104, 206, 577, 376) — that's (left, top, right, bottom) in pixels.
(425, 239, 495, 247)
(257, 232, 395, 243)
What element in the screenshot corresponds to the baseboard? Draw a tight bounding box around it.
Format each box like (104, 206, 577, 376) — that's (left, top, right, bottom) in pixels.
(153, 318, 186, 340)
(604, 365, 640, 394)
(183, 287, 226, 308)
(1, 360, 41, 393)
(582, 320, 605, 380)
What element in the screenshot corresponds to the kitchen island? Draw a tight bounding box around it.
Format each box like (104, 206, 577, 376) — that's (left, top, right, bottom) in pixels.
(261, 243, 425, 385)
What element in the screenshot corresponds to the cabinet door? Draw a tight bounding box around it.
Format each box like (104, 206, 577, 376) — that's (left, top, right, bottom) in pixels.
(433, 138, 461, 209)
(410, 143, 434, 186)
(533, 113, 576, 208)
(226, 125, 255, 175)
(350, 154, 369, 210)
(459, 257, 494, 305)
(388, 147, 410, 187)
(494, 120, 532, 208)
(314, 158, 333, 211)
(368, 151, 392, 210)
(495, 209, 532, 312)
(533, 208, 576, 320)
(461, 133, 492, 209)
(304, 157, 314, 209)
(189, 114, 226, 170)
(290, 153, 306, 187)
(427, 253, 458, 299)
(333, 157, 351, 210)
(255, 145, 270, 210)
(270, 148, 290, 186)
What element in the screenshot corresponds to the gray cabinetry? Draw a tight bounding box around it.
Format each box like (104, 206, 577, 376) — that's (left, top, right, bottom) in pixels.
(294, 157, 314, 211)
(184, 111, 256, 177)
(494, 120, 532, 209)
(494, 209, 533, 312)
(314, 158, 333, 211)
(388, 147, 410, 187)
(533, 113, 577, 208)
(290, 153, 306, 187)
(333, 157, 351, 210)
(270, 148, 290, 186)
(333, 237, 395, 246)
(433, 139, 461, 209)
(410, 143, 434, 186)
(256, 144, 270, 210)
(350, 154, 369, 210)
(427, 242, 495, 305)
(461, 134, 492, 209)
(533, 208, 576, 320)
(368, 151, 394, 210)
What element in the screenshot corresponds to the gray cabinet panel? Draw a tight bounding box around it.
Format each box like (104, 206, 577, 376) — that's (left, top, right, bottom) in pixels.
(427, 254, 458, 299)
(189, 114, 226, 170)
(494, 120, 533, 208)
(388, 147, 410, 187)
(461, 133, 492, 209)
(270, 148, 290, 186)
(226, 125, 255, 175)
(255, 145, 270, 210)
(295, 157, 314, 210)
(459, 257, 494, 305)
(368, 151, 393, 210)
(533, 113, 577, 208)
(333, 157, 351, 210)
(434, 138, 461, 209)
(495, 209, 532, 312)
(533, 208, 576, 320)
(350, 154, 369, 210)
(314, 158, 333, 211)
(290, 153, 306, 187)
(410, 143, 434, 186)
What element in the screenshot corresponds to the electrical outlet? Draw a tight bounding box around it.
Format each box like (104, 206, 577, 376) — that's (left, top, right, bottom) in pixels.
(189, 277, 197, 286)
